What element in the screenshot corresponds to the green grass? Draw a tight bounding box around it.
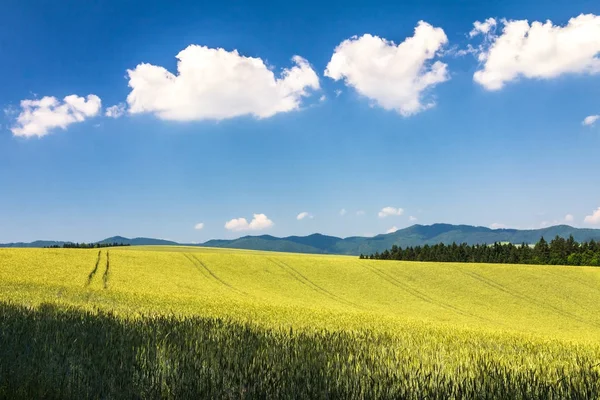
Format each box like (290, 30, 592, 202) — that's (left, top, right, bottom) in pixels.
(1, 246, 600, 398)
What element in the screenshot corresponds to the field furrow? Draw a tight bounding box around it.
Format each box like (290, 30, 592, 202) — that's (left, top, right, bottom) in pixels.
(85, 250, 102, 287)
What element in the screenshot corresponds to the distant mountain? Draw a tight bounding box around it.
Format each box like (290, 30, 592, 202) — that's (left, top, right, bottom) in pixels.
(0, 240, 67, 248)
(3, 224, 600, 255)
(0, 236, 178, 248)
(202, 224, 600, 255)
(97, 236, 179, 246)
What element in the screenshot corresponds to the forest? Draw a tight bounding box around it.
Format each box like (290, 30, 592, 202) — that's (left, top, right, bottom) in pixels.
(45, 242, 131, 249)
(361, 236, 600, 266)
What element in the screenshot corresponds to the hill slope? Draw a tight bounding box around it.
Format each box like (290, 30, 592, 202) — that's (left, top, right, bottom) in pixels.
(3, 224, 600, 255)
(203, 224, 600, 255)
(2, 246, 600, 341)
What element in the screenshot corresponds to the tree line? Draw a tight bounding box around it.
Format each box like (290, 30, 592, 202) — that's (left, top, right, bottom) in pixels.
(360, 236, 600, 266)
(45, 242, 131, 249)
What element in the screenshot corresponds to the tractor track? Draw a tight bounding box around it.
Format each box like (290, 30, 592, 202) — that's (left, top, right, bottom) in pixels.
(102, 251, 110, 289)
(268, 257, 362, 309)
(185, 253, 247, 296)
(85, 250, 102, 287)
(358, 261, 494, 323)
(457, 267, 600, 329)
(182, 253, 211, 279)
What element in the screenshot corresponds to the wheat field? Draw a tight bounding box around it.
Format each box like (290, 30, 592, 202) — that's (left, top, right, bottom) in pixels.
(1, 246, 599, 398)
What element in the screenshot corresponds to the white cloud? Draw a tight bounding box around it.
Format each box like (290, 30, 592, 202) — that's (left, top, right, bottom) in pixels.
(105, 103, 126, 118)
(194, 222, 204, 230)
(339, 208, 347, 216)
(378, 207, 404, 218)
(490, 222, 506, 229)
(584, 207, 600, 225)
(319, 95, 326, 102)
(356, 210, 365, 216)
(408, 216, 418, 222)
(564, 214, 574, 223)
(225, 213, 274, 232)
(296, 212, 313, 220)
(324, 21, 449, 116)
(473, 14, 600, 90)
(583, 115, 599, 126)
(11, 94, 101, 137)
(386, 226, 398, 234)
(126, 45, 319, 121)
(334, 89, 342, 97)
(469, 18, 498, 38)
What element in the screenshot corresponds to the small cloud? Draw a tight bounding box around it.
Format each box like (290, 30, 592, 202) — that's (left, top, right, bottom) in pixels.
(4, 105, 18, 117)
(334, 89, 342, 97)
(469, 18, 497, 38)
(452, 44, 479, 57)
(319, 95, 326, 102)
(564, 214, 574, 223)
(386, 226, 398, 234)
(356, 210, 365, 216)
(584, 207, 600, 225)
(297, 212, 313, 220)
(339, 208, 347, 216)
(408, 216, 418, 222)
(105, 103, 126, 118)
(378, 206, 404, 218)
(582, 115, 599, 126)
(194, 222, 204, 230)
(490, 223, 506, 229)
(11, 94, 102, 137)
(225, 213, 274, 231)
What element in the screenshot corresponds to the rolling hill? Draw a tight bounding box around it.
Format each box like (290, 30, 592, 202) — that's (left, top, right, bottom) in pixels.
(3, 224, 600, 255)
(203, 224, 600, 255)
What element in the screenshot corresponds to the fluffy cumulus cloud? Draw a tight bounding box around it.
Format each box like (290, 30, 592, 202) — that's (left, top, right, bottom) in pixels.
(583, 115, 599, 126)
(225, 213, 274, 232)
(194, 222, 204, 230)
(105, 103, 126, 118)
(296, 212, 313, 220)
(584, 207, 600, 225)
(324, 21, 449, 116)
(386, 226, 398, 234)
(378, 207, 404, 218)
(564, 214, 574, 223)
(473, 14, 600, 90)
(11, 94, 101, 137)
(126, 45, 319, 121)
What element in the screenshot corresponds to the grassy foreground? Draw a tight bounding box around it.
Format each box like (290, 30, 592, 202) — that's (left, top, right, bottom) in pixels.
(1, 247, 600, 398)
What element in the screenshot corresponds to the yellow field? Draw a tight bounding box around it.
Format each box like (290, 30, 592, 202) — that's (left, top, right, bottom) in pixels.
(2, 246, 600, 398)
(1, 246, 599, 341)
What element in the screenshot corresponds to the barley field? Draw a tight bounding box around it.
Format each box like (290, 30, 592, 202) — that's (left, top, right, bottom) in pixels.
(1, 246, 599, 399)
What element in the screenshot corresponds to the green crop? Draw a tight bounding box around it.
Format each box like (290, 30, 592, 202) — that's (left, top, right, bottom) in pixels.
(1, 246, 599, 398)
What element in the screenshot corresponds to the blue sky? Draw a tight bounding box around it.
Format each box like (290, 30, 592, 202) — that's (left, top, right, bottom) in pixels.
(1, 0, 599, 243)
